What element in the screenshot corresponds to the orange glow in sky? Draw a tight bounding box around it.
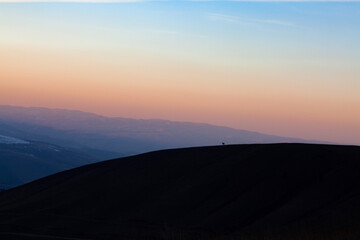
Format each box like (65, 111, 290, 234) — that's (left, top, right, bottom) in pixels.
(1, 2, 359, 144)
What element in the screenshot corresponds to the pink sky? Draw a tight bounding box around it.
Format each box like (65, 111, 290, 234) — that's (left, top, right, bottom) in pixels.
(1, 2, 359, 145)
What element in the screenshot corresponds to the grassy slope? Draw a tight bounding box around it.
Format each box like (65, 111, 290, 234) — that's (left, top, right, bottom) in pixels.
(0, 143, 360, 239)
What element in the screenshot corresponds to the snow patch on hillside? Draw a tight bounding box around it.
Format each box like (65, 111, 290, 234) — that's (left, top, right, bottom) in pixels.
(0, 135, 29, 144)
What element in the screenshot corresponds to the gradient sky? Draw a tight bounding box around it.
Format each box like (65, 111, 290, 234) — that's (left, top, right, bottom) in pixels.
(0, 1, 360, 144)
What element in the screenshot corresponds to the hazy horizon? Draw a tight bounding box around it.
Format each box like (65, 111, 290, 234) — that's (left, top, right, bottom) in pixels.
(1, 1, 359, 145)
(0, 104, 352, 146)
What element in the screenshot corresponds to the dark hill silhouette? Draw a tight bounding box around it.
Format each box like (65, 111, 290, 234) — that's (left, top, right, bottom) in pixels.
(0, 144, 360, 239)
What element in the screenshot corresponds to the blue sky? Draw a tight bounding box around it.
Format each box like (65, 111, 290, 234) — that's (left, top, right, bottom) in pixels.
(1, 1, 360, 144)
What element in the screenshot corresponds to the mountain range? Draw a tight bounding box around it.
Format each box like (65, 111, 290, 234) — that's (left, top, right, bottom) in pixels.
(0, 105, 332, 189)
(0, 105, 328, 157)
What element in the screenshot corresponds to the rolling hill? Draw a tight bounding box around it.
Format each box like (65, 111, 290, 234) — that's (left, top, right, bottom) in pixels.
(0, 134, 118, 189)
(0, 143, 359, 239)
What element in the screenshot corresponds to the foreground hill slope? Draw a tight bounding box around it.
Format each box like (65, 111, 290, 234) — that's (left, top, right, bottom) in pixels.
(0, 144, 360, 239)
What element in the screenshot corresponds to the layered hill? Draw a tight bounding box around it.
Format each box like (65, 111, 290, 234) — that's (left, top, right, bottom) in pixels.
(0, 134, 118, 189)
(0, 105, 326, 156)
(0, 144, 359, 239)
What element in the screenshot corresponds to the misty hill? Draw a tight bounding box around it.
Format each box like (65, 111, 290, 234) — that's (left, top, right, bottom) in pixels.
(0, 144, 360, 239)
(0, 105, 326, 156)
(0, 135, 117, 189)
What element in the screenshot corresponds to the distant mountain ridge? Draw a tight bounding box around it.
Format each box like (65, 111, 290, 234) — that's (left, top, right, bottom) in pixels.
(0, 105, 328, 156)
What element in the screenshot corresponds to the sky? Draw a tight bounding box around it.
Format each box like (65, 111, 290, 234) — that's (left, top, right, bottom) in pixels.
(0, 1, 359, 144)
